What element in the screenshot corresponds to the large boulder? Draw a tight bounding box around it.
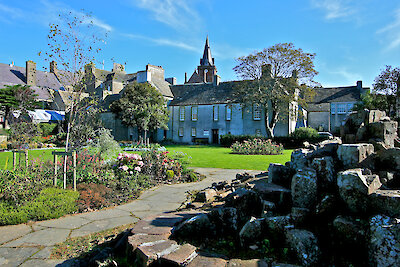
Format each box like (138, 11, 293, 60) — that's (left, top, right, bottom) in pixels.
(263, 215, 292, 244)
(172, 214, 215, 240)
(225, 188, 263, 225)
(208, 207, 238, 235)
(248, 179, 292, 210)
(291, 148, 313, 170)
(268, 163, 294, 188)
(333, 215, 367, 252)
(376, 148, 400, 172)
(309, 138, 342, 159)
(291, 168, 318, 209)
(311, 156, 335, 192)
(369, 121, 398, 148)
(369, 215, 400, 266)
(285, 229, 320, 266)
(369, 190, 400, 217)
(239, 217, 265, 246)
(337, 169, 382, 213)
(337, 144, 374, 169)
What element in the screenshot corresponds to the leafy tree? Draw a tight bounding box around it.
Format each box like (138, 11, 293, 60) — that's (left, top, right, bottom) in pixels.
(353, 90, 396, 117)
(373, 65, 400, 95)
(39, 10, 107, 187)
(110, 82, 169, 141)
(233, 43, 317, 137)
(0, 85, 38, 128)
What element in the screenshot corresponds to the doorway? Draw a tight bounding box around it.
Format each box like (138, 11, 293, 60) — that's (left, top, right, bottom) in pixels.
(212, 129, 219, 144)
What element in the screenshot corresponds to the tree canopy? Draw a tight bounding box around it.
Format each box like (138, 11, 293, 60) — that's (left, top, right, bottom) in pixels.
(373, 65, 400, 95)
(233, 43, 317, 138)
(110, 82, 169, 138)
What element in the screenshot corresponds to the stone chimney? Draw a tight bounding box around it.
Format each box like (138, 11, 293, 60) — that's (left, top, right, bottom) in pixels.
(26, 60, 36, 86)
(213, 74, 221, 86)
(185, 72, 188, 83)
(50, 61, 57, 75)
(261, 64, 272, 79)
(165, 77, 177, 85)
(357, 81, 362, 91)
(112, 63, 125, 73)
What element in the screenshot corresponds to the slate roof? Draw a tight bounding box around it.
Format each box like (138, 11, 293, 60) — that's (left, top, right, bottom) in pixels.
(150, 79, 174, 98)
(0, 63, 61, 101)
(307, 86, 367, 112)
(187, 70, 203, 84)
(170, 81, 247, 106)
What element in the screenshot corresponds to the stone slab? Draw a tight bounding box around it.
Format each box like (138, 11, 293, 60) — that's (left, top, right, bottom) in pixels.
(0, 247, 40, 267)
(36, 215, 91, 229)
(187, 255, 227, 267)
(2, 228, 70, 247)
(70, 216, 137, 238)
(19, 259, 65, 267)
(228, 258, 269, 267)
(161, 243, 197, 265)
(77, 208, 132, 221)
(136, 240, 179, 266)
(30, 246, 54, 259)
(0, 224, 32, 245)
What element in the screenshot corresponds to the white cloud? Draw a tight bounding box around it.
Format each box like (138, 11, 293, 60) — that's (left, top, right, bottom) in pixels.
(326, 67, 362, 86)
(377, 9, 400, 50)
(123, 33, 198, 52)
(131, 0, 200, 30)
(310, 0, 354, 20)
(0, 3, 24, 19)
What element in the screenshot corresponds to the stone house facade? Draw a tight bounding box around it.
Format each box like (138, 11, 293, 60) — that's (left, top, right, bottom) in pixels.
(307, 81, 369, 132)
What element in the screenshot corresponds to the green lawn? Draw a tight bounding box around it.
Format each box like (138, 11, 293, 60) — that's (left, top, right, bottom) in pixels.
(165, 145, 292, 171)
(0, 145, 292, 171)
(0, 149, 63, 170)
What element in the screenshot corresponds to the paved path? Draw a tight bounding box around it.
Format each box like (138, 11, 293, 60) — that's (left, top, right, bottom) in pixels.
(0, 168, 262, 266)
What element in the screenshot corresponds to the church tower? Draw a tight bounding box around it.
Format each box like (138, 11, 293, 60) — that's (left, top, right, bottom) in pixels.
(186, 36, 218, 84)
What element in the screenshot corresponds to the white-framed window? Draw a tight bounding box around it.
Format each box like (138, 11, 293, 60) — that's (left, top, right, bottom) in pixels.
(226, 105, 232, 121)
(253, 104, 261, 120)
(191, 106, 198, 121)
(179, 107, 185, 121)
(331, 103, 336, 114)
(178, 127, 184, 137)
(255, 129, 262, 136)
(337, 103, 346, 114)
(203, 130, 209, 136)
(213, 105, 219, 121)
(347, 103, 354, 112)
(191, 127, 196, 137)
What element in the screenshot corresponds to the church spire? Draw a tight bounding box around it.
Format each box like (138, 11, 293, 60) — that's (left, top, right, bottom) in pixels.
(200, 36, 214, 66)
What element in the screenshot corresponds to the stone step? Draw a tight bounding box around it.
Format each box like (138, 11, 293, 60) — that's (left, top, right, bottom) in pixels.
(160, 243, 197, 266)
(227, 259, 269, 267)
(186, 255, 227, 267)
(135, 239, 180, 266)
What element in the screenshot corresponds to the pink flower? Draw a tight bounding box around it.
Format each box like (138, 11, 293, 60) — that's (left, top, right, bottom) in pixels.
(119, 165, 129, 171)
(138, 161, 144, 167)
(129, 171, 133, 174)
(134, 166, 141, 172)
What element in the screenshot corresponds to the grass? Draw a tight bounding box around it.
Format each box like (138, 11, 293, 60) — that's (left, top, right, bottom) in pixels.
(0, 148, 63, 170)
(0, 145, 292, 171)
(165, 145, 292, 171)
(51, 222, 137, 260)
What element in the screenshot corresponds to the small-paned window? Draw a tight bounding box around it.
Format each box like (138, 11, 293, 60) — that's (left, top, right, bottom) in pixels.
(191, 127, 196, 137)
(203, 130, 209, 136)
(347, 103, 354, 113)
(191, 106, 198, 121)
(337, 103, 346, 114)
(253, 104, 261, 120)
(178, 127, 184, 137)
(213, 105, 219, 121)
(226, 105, 232, 121)
(179, 107, 185, 121)
(331, 103, 336, 114)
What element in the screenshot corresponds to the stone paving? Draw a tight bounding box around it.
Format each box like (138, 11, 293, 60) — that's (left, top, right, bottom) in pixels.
(0, 167, 261, 266)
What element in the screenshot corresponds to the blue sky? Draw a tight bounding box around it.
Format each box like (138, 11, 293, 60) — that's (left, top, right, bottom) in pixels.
(0, 0, 399, 87)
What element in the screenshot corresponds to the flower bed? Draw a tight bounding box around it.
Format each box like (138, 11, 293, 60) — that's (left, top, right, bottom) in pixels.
(231, 139, 283, 155)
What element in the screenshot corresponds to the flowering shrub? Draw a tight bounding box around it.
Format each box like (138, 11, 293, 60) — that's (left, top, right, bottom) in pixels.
(115, 153, 144, 177)
(231, 139, 283, 155)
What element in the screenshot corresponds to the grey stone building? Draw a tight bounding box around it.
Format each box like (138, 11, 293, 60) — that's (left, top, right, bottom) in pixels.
(307, 81, 369, 133)
(167, 37, 302, 144)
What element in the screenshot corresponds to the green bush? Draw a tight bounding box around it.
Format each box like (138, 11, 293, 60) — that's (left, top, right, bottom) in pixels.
(290, 127, 319, 140)
(93, 128, 122, 162)
(39, 123, 58, 136)
(220, 134, 263, 147)
(0, 187, 79, 225)
(231, 139, 284, 155)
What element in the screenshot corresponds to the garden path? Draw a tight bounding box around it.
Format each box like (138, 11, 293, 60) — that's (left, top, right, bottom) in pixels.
(0, 167, 262, 266)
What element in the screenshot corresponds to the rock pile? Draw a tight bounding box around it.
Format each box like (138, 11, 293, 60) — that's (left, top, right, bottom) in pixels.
(169, 110, 400, 266)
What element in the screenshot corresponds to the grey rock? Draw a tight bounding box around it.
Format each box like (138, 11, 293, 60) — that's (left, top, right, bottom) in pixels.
(291, 168, 318, 209)
(195, 188, 218, 203)
(311, 156, 335, 191)
(291, 149, 313, 170)
(290, 207, 310, 227)
(337, 169, 381, 213)
(239, 217, 265, 246)
(285, 229, 320, 266)
(172, 213, 215, 239)
(369, 121, 398, 148)
(369, 215, 400, 266)
(337, 143, 374, 169)
(370, 190, 400, 217)
(268, 163, 294, 188)
(209, 207, 238, 234)
(333, 215, 366, 247)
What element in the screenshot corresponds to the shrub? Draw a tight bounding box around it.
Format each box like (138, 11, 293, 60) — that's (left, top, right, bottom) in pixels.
(220, 134, 264, 147)
(0, 187, 79, 225)
(231, 139, 284, 155)
(290, 127, 319, 140)
(9, 122, 42, 149)
(77, 183, 112, 212)
(93, 128, 122, 162)
(39, 123, 58, 136)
